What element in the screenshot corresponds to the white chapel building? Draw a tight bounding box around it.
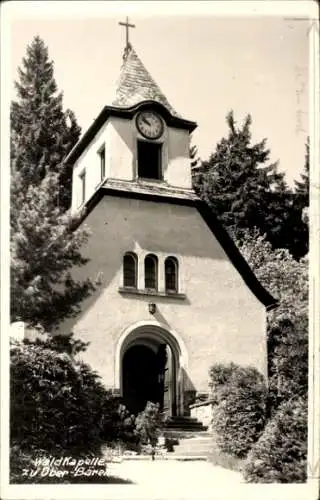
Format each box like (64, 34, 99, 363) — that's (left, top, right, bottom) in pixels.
(61, 39, 277, 418)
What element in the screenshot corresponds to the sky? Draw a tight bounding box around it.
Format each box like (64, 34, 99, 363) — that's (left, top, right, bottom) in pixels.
(6, 1, 312, 186)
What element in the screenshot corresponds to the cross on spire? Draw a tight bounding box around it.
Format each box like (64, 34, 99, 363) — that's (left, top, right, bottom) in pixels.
(119, 16, 135, 52)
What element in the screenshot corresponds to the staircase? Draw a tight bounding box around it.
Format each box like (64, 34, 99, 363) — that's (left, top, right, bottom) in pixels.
(164, 416, 208, 433)
(162, 416, 212, 459)
(167, 432, 213, 458)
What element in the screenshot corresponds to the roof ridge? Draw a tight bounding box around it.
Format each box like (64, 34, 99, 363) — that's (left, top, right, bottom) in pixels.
(112, 45, 181, 117)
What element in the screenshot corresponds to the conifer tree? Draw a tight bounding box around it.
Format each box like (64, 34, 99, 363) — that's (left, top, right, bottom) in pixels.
(189, 142, 201, 171)
(276, 138, 310, 259)
(11, 36, 81, 210)
(11, 169, 95, 331)
(294, 138, 309, 209)
(193, 111, 305, 257)
(10, 37, 94, 330)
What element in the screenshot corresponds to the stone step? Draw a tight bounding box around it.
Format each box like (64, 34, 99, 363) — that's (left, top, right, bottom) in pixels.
(165, 426, 208, 432)
(172, 449, 211, 456)
(165, 422, 206, 429)
(174, 439, 212, 447)
(166, 416, 200, 423)
(164, 415, 208, 432)
(163, 430, 210, 440)
(165, 418, 204, 425)
(172, 438, 212, 448)
(168, 434, 213, 458)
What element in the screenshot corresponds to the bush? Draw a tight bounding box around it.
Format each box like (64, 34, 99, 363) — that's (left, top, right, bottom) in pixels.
(10, 339, 113, 456)
(210, 363, 267, 458)
(10, 445, 37, 484)
(267, 316, 308, 416)
(30, 332, 90, 357)
(101, 402, 139, 451)
(135, 401, 163, 449)
(243, 397, 307, 483)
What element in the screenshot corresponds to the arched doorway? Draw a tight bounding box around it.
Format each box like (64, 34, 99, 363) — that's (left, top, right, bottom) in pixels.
(117, 322, 188, 417)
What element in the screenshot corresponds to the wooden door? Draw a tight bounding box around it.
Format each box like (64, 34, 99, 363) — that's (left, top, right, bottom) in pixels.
(163, 345, 172, 416)
(157, 344, 173, 418)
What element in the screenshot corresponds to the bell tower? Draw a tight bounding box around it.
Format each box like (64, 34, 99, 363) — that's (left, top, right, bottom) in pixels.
(68, 20, 197, 213)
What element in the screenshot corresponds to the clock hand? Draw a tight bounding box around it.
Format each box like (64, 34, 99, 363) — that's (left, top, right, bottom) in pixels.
(143, 117, 151, 126)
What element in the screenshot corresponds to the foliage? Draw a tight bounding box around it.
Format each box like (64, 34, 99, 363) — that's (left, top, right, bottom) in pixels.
(189, 141, 201, 171)
(28, 331, 90, 357)
(209, 363, 267, 458)
(266, 315, 308, 413)
(10, 338, 140, 482)
(11, 35, 81, 210)
(10, 339, 112, 456)
(243, 397, 307, 483)
(10, 170, 95, 330)
(115, 404, 138, 445)
(294, 137, 309, 209)
(292, 137, 309, 249)
(237, 230, 308, 325)
(10, 445, 37, 484)
(10, 37, 93, 330)
(135, 401, 163, 448)
(192, 111, 308, 258)
(101, 402, 139, 450)
(237, 231, 308, 413)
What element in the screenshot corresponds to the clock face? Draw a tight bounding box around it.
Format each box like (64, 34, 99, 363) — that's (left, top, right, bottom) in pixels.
(136, 111, 164, 140)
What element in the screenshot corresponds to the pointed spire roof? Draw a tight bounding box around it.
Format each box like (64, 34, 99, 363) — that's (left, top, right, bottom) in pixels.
(112, 45, 180, 117)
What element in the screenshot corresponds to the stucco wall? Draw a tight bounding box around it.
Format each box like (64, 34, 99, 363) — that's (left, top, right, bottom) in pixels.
(71, 120, 112, 211)
(71, 114, 192, 212)
(61, 195, 267, 394)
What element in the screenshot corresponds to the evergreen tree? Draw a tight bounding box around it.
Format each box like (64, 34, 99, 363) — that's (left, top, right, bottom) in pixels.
(10, 37, 94, 330)
(292, 138, 309, 255)
(294, 137, 309, 208)
(11, 36, 81, 210)
(193, 111, 306, 257)
(10, 169, 95, 331)
(275, 138, 310, 259)
(189, 141, 201, 171)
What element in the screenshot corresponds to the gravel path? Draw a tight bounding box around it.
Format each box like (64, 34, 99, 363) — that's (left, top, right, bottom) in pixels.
(106, 459, 243, 499)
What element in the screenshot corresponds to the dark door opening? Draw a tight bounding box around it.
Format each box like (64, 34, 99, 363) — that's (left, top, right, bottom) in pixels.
(123, 345, 160, 415)
(122, 343, 176, 416)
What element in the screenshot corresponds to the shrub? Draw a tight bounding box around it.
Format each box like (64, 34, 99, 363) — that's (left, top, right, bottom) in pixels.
(101, 402, 139, 451)
(135, 401, 163, 449)
(10, 339, 112, 456)
(210, 363, 267, 458)
(30, 332, 90, 357)
(267, 316, 308, 416)
(243, 397, 307, 483)
(10, 445, 37, 484)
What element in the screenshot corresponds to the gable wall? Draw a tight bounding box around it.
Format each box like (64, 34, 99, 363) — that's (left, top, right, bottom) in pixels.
(62, 195, 267, 393)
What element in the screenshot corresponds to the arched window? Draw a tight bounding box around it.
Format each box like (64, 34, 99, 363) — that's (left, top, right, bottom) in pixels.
(144, 254, 158, 291)
(123, 253, 137, 288)
(165, 257, 178, 293)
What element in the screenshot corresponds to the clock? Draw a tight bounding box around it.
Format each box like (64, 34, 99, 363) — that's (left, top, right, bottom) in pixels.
(136, 111, 164, 140)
